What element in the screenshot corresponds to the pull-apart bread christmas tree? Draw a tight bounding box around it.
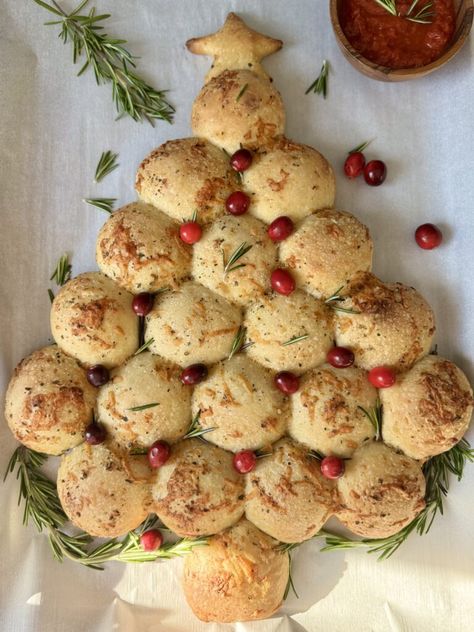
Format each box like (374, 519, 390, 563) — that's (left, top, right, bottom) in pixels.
(4, 13, 473, 624)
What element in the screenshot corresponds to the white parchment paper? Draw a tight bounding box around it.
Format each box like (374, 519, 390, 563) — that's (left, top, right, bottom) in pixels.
(1, 1, 473, 630)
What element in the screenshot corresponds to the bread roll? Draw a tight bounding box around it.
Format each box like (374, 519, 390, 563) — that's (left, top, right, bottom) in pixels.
(336, 441, 426, 538)
(192, 214, 277, 306)
(334, 272, 435, 371)
(145, 282, 242, 366)
(96, 352, 191, 450)
(192, 355, 288, 452)
(280, 209, 373, 299)
(191, 69, 285, 153)
(182, 519, 289, 622)
(150, 438, 245, 536)
(381, 355, 473, 460)
(57, 443, 149, 537)
(244, 290, 333, 373)
(5, 345, 96, 455)
(51, 272, 138, 368)
(243, 137, 335, 223)
(135, 137, 237, 224)
(96, 201, 191, 293)
(289, 365, 376, 457)
(245, 437, 335, 542)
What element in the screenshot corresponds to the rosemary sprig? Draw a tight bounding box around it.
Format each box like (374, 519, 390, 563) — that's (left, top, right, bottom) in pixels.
(50, 253, 72, 286)
(358, 400, 383, 441)
(325, 287, 360, 315)
(184, 411, 214, 440)
(223, 241, 253, 274)
(33, 0, 174, 124)
(94, 150, 119, 182)
(83, 197, 116, 213)
(4, 446, 207, 568)
(305, 60, 329, 98)
(127, 402, 160, 412)
(348, 140, 372, 154)
(317, 438, 474, 560)
(282, 334, 309, 347)
(283, 550, 299, 600)
(134, 338, 154, 355)
(236, 83, 249, 101)
(406, 0, 434, 24)
(228, 325, 254, 359)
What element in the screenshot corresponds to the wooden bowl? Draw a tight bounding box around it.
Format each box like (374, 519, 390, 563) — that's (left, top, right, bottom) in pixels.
(330, 0, 473, 81)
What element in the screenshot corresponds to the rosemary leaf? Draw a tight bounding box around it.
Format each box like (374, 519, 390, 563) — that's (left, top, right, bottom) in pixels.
(83, 197, 116, 214)
(283, 551, 299, 600)
(134, 338, 154, 355)
(325, 287, 360, 315)
(236, 83, 249, 101)
(348, 140, 372, 154)
(223, 241, 253, 274)
(373, 0, 397, 16)
(128, 402, 160, 412)
(305, 60, 329, 98)
(184, 410, 214, 440)
(358, 400, 383, 441)
(33, 0, 174, 124)
(50, 253, 72, 286)
(228, 325, 250, 359)
(406, 0, 435, 23)
(94, 150, 119, 182)
(282, 334, 309, 347)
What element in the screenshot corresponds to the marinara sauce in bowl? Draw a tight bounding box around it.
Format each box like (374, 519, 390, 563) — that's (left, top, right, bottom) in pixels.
(330, 0, 473, 81)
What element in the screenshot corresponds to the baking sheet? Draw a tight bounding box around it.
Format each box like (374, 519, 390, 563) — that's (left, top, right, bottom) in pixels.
(1, 0, 473, 630)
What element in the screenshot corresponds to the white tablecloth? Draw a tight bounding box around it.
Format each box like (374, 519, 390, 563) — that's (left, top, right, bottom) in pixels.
(1, 1, 473, 630)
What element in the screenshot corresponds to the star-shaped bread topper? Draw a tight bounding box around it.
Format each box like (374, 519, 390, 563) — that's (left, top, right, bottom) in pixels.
(186, 12, 283, 81)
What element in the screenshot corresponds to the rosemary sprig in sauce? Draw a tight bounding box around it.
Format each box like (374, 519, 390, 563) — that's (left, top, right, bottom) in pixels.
(33, 0, 174, 124)
(374, 0, 434, 24)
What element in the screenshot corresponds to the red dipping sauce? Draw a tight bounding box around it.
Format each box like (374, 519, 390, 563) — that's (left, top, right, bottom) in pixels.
(340, 0, 456, 69)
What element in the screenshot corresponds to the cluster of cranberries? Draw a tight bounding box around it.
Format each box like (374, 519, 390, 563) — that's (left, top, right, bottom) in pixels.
(344, 147, 387, 187)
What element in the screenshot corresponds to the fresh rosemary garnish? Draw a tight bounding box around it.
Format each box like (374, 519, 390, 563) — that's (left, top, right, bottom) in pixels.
(33, 0, 174, 124)
(358, 400, 383, 441)
(223, 241, 253, 274)
(283, 550, 299, 600)
(373, 0, 434, 24)
(184, 411, 214, 440)
(134, 338, 154, 355)
(50, 253, 72, 286)
(236, 83, 249, 101)
(228, 325, 254, 359)
(282, 334, 309, 347)
(305, 60, 329, 98)
(348, 140, 372, 154)
(94, 150, 119, 182)
(316, 438, 474, 560)
(83, 197, 116, 214)
(127, 402, 160, 412)
(325, 287, 360, 315)
(4, 446, 207, 568)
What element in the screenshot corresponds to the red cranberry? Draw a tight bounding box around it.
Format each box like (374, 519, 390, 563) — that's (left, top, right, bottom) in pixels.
(148, 441, 171, 469)
(320, 455, 345, 480)
(274, 371, 300, 394)
(180, 363, 208, 386)
(271, 268, 295, 296)
(415, 223, 443, 250)
(132, 292, 154, 316)
(86, 364, 110, 387)
(226, 191, 250, 215)
(233, 450, 257, 474)
(363, 160, 387, 186)
(179, 221, 202, 245)
(85, 422, 106, 445)
(140, 529, 163, 552)
(230, 148, 253, 172)
(268, 216, 294, 242)
(344, 152, 365, 179)
(368, 366, 396, 388)
(327, 346, 355, 368)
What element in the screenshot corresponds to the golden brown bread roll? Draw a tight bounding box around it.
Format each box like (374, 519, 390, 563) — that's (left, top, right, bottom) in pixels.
(244, 437, 335, 543)
(380, 355, 474, 460)
(336, 441, 426, 538)
(50, 272, 138, 368)
(5, 345, 96, 455)
(182, 518, 289, 622)
(150, 438, 245, 536)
